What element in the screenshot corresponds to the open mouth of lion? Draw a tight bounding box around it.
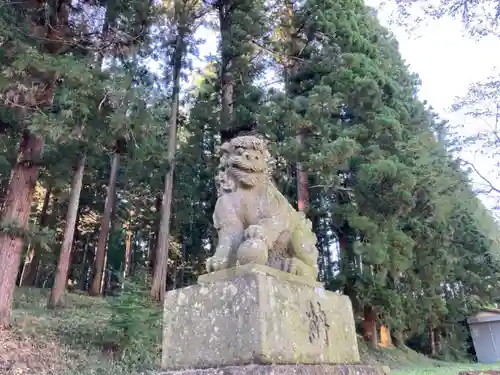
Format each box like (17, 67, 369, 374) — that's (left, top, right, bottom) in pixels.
(229, 158, 265, 173)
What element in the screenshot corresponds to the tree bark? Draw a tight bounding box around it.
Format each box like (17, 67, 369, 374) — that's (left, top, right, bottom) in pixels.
(428, 318, 436, 356)
(148, 194, 162, 272)
(282, 1, 309, 214)
(100, 251, 108, 295)
(296, 132, 309, 213)
(219, 1, 233, 134)
(363, 305, 378, 348)
(89, 150, 120, 296)
(434, 327, 442, 354)
(79, 239, 89, 291)
(392, 330, 405, 347)
(0, 131, 44, 328)
(20, 184, 51, 286)
(123, 230, 132, 279)
(0, 176, 10, 213)
(48, 153, 86, 308)
(379, 324, 393, 348)
(150, 26, 185, 302)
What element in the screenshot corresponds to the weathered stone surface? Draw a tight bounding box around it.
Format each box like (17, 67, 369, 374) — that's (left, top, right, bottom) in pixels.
(162, 265, 360, 371)
(206, 135, 319, 280)
(155, 364, 390, 375)
(198, 263, 322, 289)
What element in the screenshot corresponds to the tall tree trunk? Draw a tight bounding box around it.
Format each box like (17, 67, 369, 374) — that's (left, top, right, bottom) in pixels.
(150, 27, 185, 302)
(89, 149, 120, 296)
(20, 184, 51, 286)
(100, 251, 108, 295)
(123, 230, 132, 279)
(104, 264, 111, 295)
(0, 0, 68, 316)
(64, 205, 81, 287)
(428, 318, 436, 356)
(0, 131, 44, 328)
(219, 2, 233, 134)
(0, 176, 10, 212)
(434, 328, 443, 354)
(148, 231, 156, 271)
(296, 132, 309, 213)
(363, 305, 378, 348)
(339, 224, 357, 303)
(72, 203, 81, 258)
(434, 327, 441, 354)
(34, 259, 42, 287)
(392, 330, 405, 347)
(179, 241, 186, 288)
(148, 194, 162, 272)
(362, 265, 377, 348)
(283, 1, 309, 213)
(379, 324, 393, 348)
(209, 134, 218, 252)
(48, 153, 86, 308)
(80, 239, 89, 291)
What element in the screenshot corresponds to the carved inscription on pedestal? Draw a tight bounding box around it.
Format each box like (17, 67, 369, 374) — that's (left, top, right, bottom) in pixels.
(306, 300, 330, 346)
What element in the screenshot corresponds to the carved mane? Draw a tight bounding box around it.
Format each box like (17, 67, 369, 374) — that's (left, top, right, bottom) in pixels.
(219, 136, 273, 188)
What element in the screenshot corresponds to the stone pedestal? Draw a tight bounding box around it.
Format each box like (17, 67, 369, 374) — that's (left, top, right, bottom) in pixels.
(162, 264, 367, 371)
(156, 364, 391, 375)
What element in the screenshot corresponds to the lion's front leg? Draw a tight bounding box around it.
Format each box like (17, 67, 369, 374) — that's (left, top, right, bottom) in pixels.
(207, 225, 244, 272)
(206, 195, 244, 273)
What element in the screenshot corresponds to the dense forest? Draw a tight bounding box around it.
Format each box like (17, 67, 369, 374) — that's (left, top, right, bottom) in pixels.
(0, 0, 500, 364)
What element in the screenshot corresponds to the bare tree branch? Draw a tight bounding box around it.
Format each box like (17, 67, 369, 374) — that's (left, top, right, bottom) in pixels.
(459, 158, 500, 195)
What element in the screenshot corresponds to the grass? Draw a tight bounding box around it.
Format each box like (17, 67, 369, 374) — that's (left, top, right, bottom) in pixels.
(392, 363, 500, 375)
(358, 340, 500, 374)
(4, 286, 161, 374)
(358, 341, 500, 375)
(2, 287, 500, 374)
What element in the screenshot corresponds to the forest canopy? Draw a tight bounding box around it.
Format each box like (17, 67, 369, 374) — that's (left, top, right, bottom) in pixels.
(0, 0, 499, 362)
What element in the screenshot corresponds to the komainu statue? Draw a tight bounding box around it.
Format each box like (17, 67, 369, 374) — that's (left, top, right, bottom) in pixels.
(206, 135, 319, 280)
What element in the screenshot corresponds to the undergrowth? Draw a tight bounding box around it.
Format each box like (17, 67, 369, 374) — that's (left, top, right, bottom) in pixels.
(105, 272, 162, 370)
(9, 273, 162, 375)
(5, 283, 500, 375)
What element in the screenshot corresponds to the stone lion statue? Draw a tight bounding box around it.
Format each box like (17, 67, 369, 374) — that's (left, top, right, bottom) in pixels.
(205, 135, 319, 280)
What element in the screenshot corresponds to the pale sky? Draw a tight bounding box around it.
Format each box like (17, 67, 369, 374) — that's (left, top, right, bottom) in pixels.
(366, 0, 500, 210)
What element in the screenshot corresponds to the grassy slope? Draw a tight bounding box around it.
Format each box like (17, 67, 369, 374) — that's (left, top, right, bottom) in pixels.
(358, 341, 500, 375)
(1, 288, 500, 374)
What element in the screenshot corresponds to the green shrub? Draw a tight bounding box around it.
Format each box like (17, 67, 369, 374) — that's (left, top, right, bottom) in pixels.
(105, 270, 162, 370)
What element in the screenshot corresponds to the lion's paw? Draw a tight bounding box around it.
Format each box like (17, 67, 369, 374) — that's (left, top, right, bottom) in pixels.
(237, 239, 268, 266)
(206, 256, 229, 273)
(244, 225, 266, 241)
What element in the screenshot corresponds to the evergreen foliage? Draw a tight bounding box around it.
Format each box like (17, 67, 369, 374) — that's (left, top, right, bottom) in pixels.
(0, 0, 499, 366)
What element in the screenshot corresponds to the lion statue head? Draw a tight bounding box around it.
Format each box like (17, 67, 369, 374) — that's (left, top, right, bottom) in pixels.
(215, 136, 273, 195)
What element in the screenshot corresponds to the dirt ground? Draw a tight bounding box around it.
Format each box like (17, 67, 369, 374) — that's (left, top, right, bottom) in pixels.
(0, 328, 71, 375)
